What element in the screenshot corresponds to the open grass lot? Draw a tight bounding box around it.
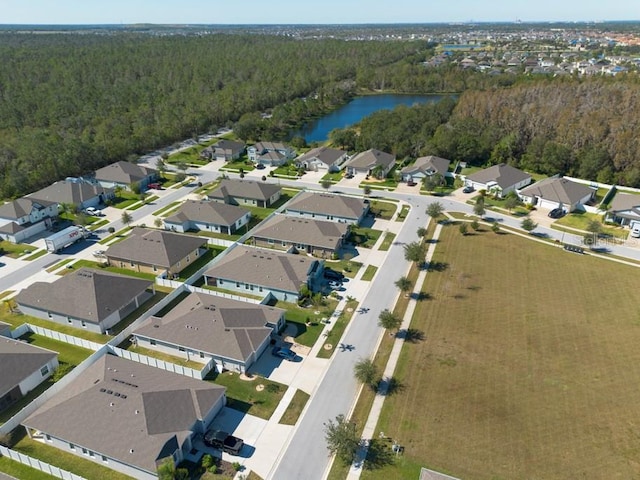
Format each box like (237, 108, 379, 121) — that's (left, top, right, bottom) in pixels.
(364, 224, 640, 480)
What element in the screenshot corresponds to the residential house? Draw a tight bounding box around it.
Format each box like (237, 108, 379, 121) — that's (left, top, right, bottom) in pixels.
(23, 354, 226, 480)
(204, 245, 324, 302)
(295, 146, 349, 172)
(94, 161, 158, 191)
(247, 141, 295, 167)
(163, 200, 251, 234)
(105, 228, 207, 277)
(519, 177, 595, 212)
(343, 149, 396, 177)
(0, 337, 58, 412)
(16, 268, 154, 334)
(605, 192, 640, 228)
(207, 179, 282, 208)
(464, 163, 532, 197)
(132, 292, 285, 373)
(400, 156, 451, 183)
(250, 214, 349, 258)
(285, 191, 369, 225)
(0, 198, 58, 244)
(200, 140, 245, 162)
(29, 180, 115, 211)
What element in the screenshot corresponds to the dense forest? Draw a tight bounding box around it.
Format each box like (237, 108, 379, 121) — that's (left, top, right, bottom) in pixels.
(0, 33, 421, 198)
(331, 75, 640, 187)
(4, 32, 640, 198)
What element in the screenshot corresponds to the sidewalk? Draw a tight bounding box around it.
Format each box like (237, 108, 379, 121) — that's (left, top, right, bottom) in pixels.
(345, 222, 443, 479)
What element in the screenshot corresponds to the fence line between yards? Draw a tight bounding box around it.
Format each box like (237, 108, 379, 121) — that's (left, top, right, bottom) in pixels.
(108, 345, 207, 380)
(0, 445, 87, 480)
(9, 324, 103, 352)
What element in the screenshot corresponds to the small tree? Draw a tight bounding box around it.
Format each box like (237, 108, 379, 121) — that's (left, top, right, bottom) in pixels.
(76, 212, 89, 227)
(378, 309, 401, 332)
(354, 358, 379, 391)
(426, 202, 444, 223)
(491, 222, 500, 234)
(403, 241, 425, 266)
(157, 457, 176, 480)
(521, 216, 537, 233)
(416, 227, 427, 238)
(394, 276, 412, 296)
(174, 172, 187, 183)
(504, 195, 519, 212)
(459, 223, 469, 236)
(121, 211, 133, 227)
(473, 196, 486, 218)
(156, 159, 167, 178)
(363, 185, 372, 196)
(470, 219, 480, 231)
(130, 181, 141, 195)
(324, 414, 360, 465)
(201, 454, 214, 471)
(176, 161, 188, 173)
(321, 179, 332, 190)
(154, 217, 163, 228)
(586, 219, 603, 236)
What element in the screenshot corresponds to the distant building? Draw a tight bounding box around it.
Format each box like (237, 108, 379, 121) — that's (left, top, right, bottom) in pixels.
(95, 161, 157, 191)
(519, 177, 595, 212)
(284, 191, 369, 225)
(295, 146, 349, 172)
(200, 140, 245, 162)
(464, 163, 532, 198)
(29, 180, 114, 211)
(247, 141, 295, 167)
(343, 149, 395, 177)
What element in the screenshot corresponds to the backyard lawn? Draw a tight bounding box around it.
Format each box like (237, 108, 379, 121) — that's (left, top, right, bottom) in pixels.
(363, 223, 640, 480)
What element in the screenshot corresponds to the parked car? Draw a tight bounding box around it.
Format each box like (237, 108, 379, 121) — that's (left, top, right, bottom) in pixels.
(92, 250, 106, 258)
(344, 173, 354, 179)
(203, 429, 244, 455)
(548, 208, 566, 219)
(272, 346, 296, 361)
(147, 183, 161, 190)
(407, 181, 417, 187)
(462, 185, 474, 194)
(255, 163, 266, 170)
(84, 207, 103, 216)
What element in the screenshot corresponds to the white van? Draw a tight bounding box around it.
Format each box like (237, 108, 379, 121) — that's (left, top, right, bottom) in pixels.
(630, 226, 640, 238)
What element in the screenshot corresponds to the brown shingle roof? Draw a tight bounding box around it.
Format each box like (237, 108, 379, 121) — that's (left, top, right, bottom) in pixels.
(400, 156, 450, 177)
(24, 354, 225, 475)
(296, 146, 347, 166)
(251, 215, 348, 250)
(205, 245, 320, 294)
(16, 268, 153, 324)
(29, 181, 113, 206)
(207, 179, 281, 203)
(95, 161, 156, 185)
(133, 292, 283, 363)
(466, 163, 531, 189)
(0, 337, 57, 397)
(285, 192, 367, 221)
(519, 177, 594, 205)
(105, 228, 207, 269)
(164, 200, 249, 227)
(344, 149, 395, 170)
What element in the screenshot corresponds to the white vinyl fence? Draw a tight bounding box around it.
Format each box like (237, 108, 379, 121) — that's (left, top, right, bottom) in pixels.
(0, 445, 86, 480)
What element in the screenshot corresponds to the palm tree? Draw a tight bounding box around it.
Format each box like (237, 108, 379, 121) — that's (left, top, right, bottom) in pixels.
(353, 358, 379, 391)
(394, 276, 413, 297)
(121, 211, 133, 227)
(378, 309, 401, 333)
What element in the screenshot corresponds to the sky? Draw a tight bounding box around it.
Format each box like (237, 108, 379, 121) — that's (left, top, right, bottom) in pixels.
(0, 0, 638, 25)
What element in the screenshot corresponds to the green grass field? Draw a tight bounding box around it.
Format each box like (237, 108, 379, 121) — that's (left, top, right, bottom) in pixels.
(363, 223, 640, 480)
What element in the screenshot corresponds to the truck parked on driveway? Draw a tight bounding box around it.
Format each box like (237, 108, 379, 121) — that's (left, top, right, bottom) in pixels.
(45, 226, 90, 253)
(203, 429, 244, 455)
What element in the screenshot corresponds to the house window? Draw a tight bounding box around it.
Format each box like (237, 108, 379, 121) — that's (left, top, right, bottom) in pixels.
(236, 282, 240, 288)
(259, 286, 263, 292)
(152, 265, 157, 272)
(195, 250, 199, 257)
(45, 434, 51, 442)
(199, 352, 205, 359)
(245, 284, 249, 290)
(69, 443, 75, 451)
(268, 239, 274, 245)
(81, 320, 87, 328)
(130, 261, 135, 267)
(40, 365, 49, 376)
(179, 347, 185, 352)
(150, 339, 156, 346)
(67, 317, 72, 324)
(186, 255, 190, 263)
(47, 311, 52, 319)
(120, 262, 124, 268)
(82, 448, 88, 456)
(219, 280, 224, 285)
(89, 451, 95, 458)
(102, 455, 108, 463)
(250, 285, 254, 291)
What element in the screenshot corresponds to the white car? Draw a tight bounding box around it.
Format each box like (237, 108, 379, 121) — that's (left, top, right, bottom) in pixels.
(84, 207, 103, 217)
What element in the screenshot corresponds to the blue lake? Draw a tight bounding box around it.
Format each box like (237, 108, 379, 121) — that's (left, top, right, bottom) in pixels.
(295, 94, 447, 143)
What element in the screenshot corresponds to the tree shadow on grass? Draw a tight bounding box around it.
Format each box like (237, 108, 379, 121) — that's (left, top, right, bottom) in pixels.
(399, 328, 425, 343)
(427, 261, 449, 272)
(363, 438, 396, 470)
(411, 291, 432, 301)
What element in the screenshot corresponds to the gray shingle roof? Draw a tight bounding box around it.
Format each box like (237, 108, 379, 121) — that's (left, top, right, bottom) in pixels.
(252, 141, 289, 153)
(0, 321, 10, 337)
(251, 215, 348, 250)
(285, 192, 367, 221)
(519, 177, 595, 205)
(0, 337, 57, 397)
(24, 354, 225, 475)
(400, 156, 450, 177)
(466, 163, 531, 189)
(0, 198, 56, 221)
(164, 200, 249, 228)
(95, 161, 156, 185)
(610, 192, 640, 213)
(344, 149, 395, 170)
(105, 228, 207, 269)
(296, 146, 347, 166)
(133, 292, 283, 363)
(29, 181, 114, 206)
(202, 139, 245, 156)
(207, 179, 281, 203)
(16, 268, 153, 324)
(205, 245, 320, 294)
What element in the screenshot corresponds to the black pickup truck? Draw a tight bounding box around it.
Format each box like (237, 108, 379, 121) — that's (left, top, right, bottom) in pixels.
(203, 429, 244, 455)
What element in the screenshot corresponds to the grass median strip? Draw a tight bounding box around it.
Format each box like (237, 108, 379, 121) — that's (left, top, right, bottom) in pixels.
(279, 389, 311, 425)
